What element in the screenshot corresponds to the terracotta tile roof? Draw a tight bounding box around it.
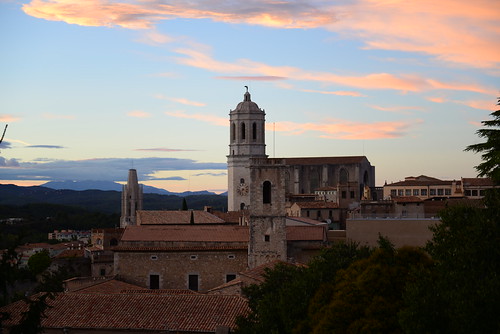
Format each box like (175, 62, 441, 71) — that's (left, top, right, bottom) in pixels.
(293, 201, 339, 209)
(137, 210, 225, 225)
(239, 260, 285, 282)
(271, 156, 368, 165)
(71, 279, 147, 294)
(120, 289, 199, 295)
(286, 225, 327, 241)
(0, 293, 249, 331)
(120, 225, 249, 242)
(207, 279, 243, 294)
(461, 177, 495, 187)
(55, 249, 84, 258)
(114, 245, 248, 252)
(212, 210, 246, 224)
(386, 175, 458, 187)
(286, 217, 327, 226)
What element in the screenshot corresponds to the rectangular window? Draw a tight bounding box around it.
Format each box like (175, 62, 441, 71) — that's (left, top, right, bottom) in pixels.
(437, 189, 444, 196)
(445, 189, 451, 196)
(100, 268, 106, 276)
(306, 210, 310, 217)
(413, 189, 419, 196)
(264, 235, 270, 242)
(390, 189, 397, 197)
(398, 189, 404, 196)
(421, 189, 427, 196)
(430, 189, 436, 196)
(226, 274, 237, 283)
(150, 274, 160, 289)
(317, 210, 321, 218)
(465, 190, 472, 196)
(350, 191, 355, 199)
(405, 189, 411, 196)
(472, 190, 478, 196)
(342, 191, 346, 199)
(188, 274, 199, 291)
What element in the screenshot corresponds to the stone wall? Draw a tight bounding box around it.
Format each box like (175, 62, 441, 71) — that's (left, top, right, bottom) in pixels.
(115, 249, 248, 292)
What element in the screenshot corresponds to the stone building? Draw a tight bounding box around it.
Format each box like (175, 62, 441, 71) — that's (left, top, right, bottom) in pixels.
(120, 168, 143, 228)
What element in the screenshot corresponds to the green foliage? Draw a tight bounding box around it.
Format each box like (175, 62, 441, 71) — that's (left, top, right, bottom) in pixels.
(308, 243, 431, 334)
(0, 247, 20, 306)
(235, 242, 371, 334)
(465, 97, 500, 183)
(28, 251, 51, 276)
(399, 202, 500, 333)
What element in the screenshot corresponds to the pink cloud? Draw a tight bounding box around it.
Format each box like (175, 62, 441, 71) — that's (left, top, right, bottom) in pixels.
(155, 94, 206, 107)
(267, 118, 421, 140)
(164, 110, 227, 126)
(127, 110, 151, 118)
(369, 105, 424, 114)
(458, 99, 497, 111)
(0, 115, 21, 122)
(216, 76, 287, 81)
(174, 47, 495, 94)
(301, 89, 366, 97)
(427, 97, 446, 103)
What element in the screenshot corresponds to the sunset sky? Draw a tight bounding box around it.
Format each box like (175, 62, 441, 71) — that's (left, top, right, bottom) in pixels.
(0, 0, 498, 193)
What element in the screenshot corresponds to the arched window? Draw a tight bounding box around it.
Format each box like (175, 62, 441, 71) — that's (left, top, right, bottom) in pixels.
(252, 122, 257, 140)
(231, 123, 235, 141)
(339, 169, 348, 184)
(241, 123, 246, 140)
(240, 203, 245, 210)
(240, 178, 245, 184)
(263, 181, 272, 204)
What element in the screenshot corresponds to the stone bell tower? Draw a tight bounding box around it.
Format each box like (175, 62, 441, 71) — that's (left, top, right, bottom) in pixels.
(227, 88, 267, 211)
(120, 169, 143, 228)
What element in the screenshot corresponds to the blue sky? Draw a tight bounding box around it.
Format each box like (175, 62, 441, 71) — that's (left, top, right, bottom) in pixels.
(0, 0, 498, 193)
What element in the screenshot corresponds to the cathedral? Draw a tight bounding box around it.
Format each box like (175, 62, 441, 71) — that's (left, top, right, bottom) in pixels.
(112, 89, 375, 291)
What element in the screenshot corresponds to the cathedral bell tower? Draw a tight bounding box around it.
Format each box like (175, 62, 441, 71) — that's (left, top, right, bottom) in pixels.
(120, 169, 143, 228)
(227, 88, 267, 211)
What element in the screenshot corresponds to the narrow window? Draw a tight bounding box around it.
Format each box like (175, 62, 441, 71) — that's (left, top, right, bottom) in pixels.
(188, 274, 199, 291)
(339, 169, 348, 184)
(231, 122, 235, 141)
(350, 191, 355, 199)
(100, 268, 106, 276)
(317, 210, 321, 218)
(240, 178, 245, 184)
(150, 274, 160, 289)
(264, 235, 270, 242)
(341, 191, 346, 199)
(226, 274, 237, 283)
(252, 122, 257, 140)
(240, 203, 245, 210)
(263, 181, 272, 204)
(413, 189, 419, 196)
(241, 123, 246, 140)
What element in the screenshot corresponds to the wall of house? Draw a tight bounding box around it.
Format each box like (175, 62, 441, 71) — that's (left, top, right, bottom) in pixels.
(115, 249, 248, 292)
(346, 218, 438, 248)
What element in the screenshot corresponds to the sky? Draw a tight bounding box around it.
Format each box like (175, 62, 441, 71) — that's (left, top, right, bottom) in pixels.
(0, 0, 498, 194)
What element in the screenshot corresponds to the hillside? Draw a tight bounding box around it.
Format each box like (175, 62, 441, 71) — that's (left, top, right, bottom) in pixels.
(0, 184, 228, 214)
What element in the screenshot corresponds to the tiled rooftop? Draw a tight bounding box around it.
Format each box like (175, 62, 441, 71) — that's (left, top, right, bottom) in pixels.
(462, 177, 495, 186)
(121, 225, 249, 242)
(71, 279, 147, 294)
(0, 293, 249, 332)
(287, 225, 327, 241)
(293, 201, 339, 209)
(286, 216, 327, 226)
(137, 210, 225, 225)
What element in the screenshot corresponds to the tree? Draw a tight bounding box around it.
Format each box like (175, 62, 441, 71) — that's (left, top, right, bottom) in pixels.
(308, 241, 431, 334)
(9, 292, 55, 334)
(399, 203, 500, 333)
(465, 97, 500, 183)
(181, 198, 188, 210)
(28, 251, 51, 276)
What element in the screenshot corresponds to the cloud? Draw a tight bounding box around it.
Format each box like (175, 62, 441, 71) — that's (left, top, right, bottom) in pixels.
(0, 157, 227, 182)
(427, 96, 496, 111)
(0, 115, 20, 122)
(301, 89, 366, 97)
(165, 110, 227, 126)
(127, 110, 152, 118)
(174, 47, 495, 94)
(22, 0, 499, 70)
(0, 157, 20, 167)
(193, 172, 227, 177)
(155, 94, 206, 106)
(135, 148, 200, 152)
(369, 105, 424, 115)
(0, 141, 13, 149)
(216, 76, 287, 81)
(269, 118, 421, 140)
(22, 0, 336, 30)
(26, 145, 65, 149)
(148, 176, 187, 181)
(136, 29, 175, 45)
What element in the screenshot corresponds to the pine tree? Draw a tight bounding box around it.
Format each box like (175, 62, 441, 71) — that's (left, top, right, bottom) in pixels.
(465, 97, 500, 184)
(181, 198, 188, 211)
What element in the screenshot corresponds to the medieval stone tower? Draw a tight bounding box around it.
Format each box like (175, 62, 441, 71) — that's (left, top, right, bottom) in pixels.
(247, 158, 288, 268)
(227, 88, 267, 211)
(120, 169, 143, 228)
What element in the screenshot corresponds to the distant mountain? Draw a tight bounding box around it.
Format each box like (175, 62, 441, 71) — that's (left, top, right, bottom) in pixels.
(0, 184, 228, 214)
(41, 180, 221, 197)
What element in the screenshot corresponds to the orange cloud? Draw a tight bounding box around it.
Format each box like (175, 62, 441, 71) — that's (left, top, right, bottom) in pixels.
(216, 76, 287, 81)
(459, 99, 497, 111)
(164, 110, 227, 126)
(174, 47, 495, 94)
(127, 110, 151, 118)
(301, 89, 366, 97)
(155, 94, 206, 106)
(369, 105, 424, 114)
(267, 118, 421, 140)
(0, 115, 21, 122)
